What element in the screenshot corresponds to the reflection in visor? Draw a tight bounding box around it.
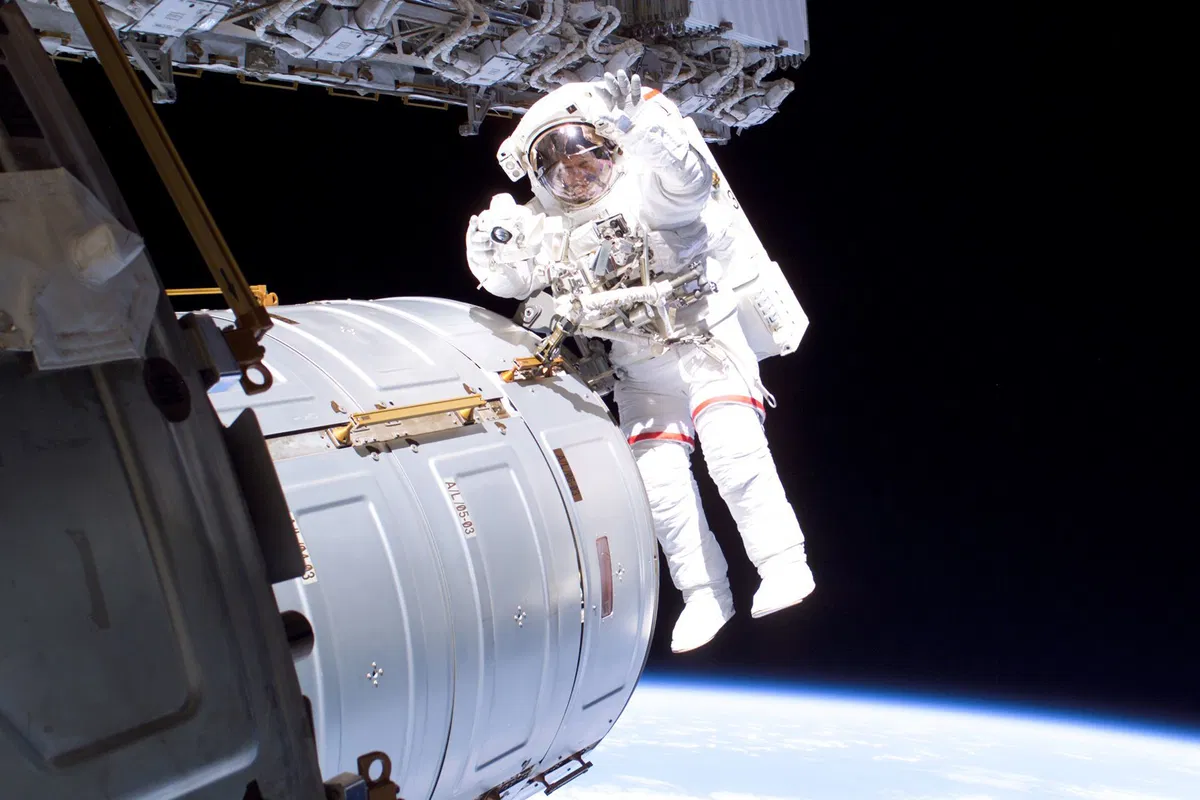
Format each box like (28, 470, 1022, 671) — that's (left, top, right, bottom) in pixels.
(531, 123, 618, 206)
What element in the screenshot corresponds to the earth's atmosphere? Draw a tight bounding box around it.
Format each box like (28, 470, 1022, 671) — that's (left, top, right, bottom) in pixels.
(552, 678, 1200, 800)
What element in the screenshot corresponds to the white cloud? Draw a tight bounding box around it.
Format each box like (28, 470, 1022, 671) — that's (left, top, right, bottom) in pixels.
(550, 784, 702, 800)
(779, 738, 851, 751)
(553, 787, 812, 800)
(882, 793, 996, 800)
(938, 766, 1042, 791)
(1060, 788, 1182, 800)
(615, 776, 686, 791)
(874, 754, 923, 762)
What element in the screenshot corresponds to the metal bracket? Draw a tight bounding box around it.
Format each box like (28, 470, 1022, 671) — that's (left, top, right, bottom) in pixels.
(330, 393, 508, 448)
(532, 751, 593, 795)
(222, 409, 306, 585)
(500, 355, 567, 384)
(324, 750, 402, 800)
(177, 312, 240, 391)
(459, 85, 496, 137)
(124, 38, 176, 104)
(514, 292, 557, 335)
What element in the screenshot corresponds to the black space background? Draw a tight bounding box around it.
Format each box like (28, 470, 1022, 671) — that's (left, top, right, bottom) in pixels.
(53, 3, 1195, 728)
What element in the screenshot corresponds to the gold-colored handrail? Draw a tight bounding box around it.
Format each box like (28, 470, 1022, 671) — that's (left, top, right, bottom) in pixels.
(66, 0, 274, 394)
(167, 285, 279, 307)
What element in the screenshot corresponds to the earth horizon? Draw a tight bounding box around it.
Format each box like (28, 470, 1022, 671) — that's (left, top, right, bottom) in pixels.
(553, 676, 1200, 799)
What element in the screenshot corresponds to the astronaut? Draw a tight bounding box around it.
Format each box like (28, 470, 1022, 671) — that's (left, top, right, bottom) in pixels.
(465, 71, 815, 653)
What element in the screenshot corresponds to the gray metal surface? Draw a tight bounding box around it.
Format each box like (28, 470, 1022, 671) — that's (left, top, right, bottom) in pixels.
(2, 3, 326, 794)
(14, 0, 808, 143)
(0, 347, 321, 800)
(205, 297, 658, 800)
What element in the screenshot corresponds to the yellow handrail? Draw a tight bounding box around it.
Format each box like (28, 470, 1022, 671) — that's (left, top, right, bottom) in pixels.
(65, 0, 274, 393)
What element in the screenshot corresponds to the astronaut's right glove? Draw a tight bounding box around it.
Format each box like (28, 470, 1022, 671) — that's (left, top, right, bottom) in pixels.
(466, 194, 549, 300)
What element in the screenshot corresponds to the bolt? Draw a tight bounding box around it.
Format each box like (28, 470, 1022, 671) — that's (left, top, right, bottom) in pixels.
(514, 606, 527, 626)
(367, 662, 384, 686)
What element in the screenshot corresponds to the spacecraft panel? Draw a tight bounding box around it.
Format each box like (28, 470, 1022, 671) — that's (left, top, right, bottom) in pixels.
(202, 296, 660, 800)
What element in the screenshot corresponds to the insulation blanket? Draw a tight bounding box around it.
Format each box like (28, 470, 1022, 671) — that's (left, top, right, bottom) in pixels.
(0, 168, 155, 369)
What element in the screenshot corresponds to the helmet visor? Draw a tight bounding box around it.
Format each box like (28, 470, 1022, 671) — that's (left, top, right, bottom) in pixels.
(530, 123, 617, 206)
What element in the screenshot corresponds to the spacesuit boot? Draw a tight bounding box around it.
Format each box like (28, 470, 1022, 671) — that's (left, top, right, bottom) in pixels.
(751, 545, 816, 619)
(694, 396, 817, 621)
(671, 585, 735, 653)
(626, 435, 735, 654)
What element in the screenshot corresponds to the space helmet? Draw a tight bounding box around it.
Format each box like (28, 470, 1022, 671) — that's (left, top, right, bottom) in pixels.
(496, 81, 624, 210)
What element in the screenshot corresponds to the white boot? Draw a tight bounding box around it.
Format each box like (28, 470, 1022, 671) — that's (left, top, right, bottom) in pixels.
(751, 551, 816, 619)
(671, 586, 735, 653)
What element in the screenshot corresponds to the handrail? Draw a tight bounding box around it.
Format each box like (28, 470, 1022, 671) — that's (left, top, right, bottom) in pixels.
(65, 0, 275, 394)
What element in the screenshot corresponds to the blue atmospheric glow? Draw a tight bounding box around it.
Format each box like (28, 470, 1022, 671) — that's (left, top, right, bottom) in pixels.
(552, 675, 1200, 800)
(638, 672, 1200, 744)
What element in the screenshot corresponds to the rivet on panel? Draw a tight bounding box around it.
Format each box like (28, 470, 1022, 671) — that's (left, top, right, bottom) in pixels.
(367, 662, 383, 686)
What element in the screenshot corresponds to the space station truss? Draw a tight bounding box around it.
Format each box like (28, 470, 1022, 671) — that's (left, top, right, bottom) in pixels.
(17, 0, 809, 142)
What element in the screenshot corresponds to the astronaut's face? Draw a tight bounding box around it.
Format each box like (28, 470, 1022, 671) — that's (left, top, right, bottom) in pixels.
(548, 150, 615, 204)
(531, 123, 618, 207)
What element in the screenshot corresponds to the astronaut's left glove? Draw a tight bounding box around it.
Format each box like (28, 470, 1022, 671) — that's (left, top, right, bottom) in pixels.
(593, 70, 644, 141)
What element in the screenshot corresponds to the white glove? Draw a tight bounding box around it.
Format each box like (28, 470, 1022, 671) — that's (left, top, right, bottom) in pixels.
(465, 213, 498, 273)
(593, 70, 644, 141)
(479, 194, 524, 244)
(467, 194, 537, 265)
(553, 293, 578, 320)
(466, 195, 551, 299)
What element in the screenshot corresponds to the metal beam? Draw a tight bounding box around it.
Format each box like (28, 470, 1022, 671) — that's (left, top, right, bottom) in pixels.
(63, 0, 275, 393)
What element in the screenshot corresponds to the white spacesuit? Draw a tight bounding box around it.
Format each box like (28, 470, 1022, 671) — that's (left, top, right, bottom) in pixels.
(466, 71, 815, 653)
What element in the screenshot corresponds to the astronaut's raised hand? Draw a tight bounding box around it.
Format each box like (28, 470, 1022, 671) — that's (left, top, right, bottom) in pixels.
(598, 70, 643, 112)
(593, 70, 643, 140)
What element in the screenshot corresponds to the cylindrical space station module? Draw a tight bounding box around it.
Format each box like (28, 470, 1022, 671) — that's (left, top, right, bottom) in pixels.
(200, 297, 659, 800)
